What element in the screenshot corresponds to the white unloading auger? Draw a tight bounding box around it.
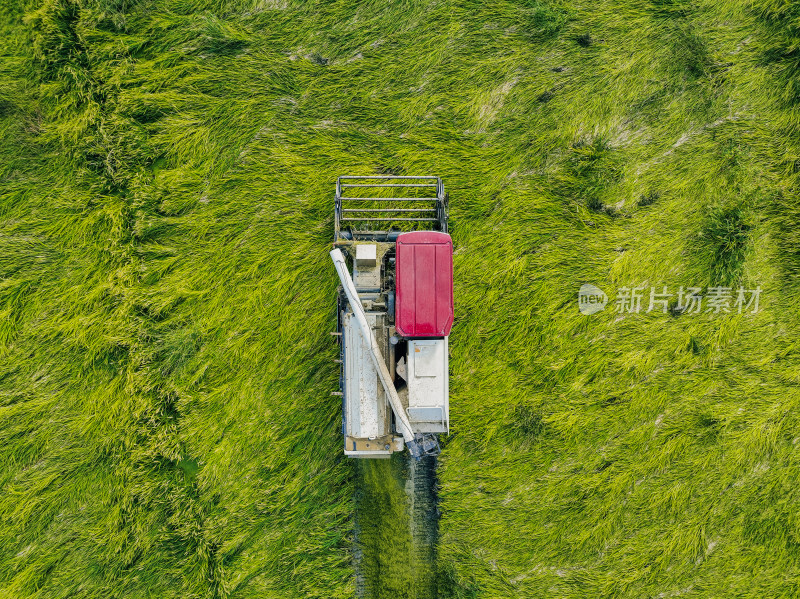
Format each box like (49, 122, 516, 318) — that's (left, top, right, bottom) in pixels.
(330, 248, 417, 446)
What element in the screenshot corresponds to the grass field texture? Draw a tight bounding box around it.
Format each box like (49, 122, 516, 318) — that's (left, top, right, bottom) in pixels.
(2, 0, 800, 597)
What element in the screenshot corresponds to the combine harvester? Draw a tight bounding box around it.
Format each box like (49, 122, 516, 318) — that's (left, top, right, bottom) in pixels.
(330, 175, 452, 459)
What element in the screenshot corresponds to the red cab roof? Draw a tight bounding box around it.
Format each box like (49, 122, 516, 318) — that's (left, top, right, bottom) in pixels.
(395, 231, 453, 337)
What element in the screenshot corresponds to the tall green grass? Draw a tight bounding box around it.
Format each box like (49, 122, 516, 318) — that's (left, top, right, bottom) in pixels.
(1, 0, 799, 597)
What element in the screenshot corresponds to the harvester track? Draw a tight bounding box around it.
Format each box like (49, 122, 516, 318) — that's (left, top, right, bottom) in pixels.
(353, 454, 439, 599)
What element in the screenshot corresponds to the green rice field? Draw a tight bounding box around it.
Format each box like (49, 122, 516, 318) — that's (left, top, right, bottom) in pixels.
(2, 0, 800, 597)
